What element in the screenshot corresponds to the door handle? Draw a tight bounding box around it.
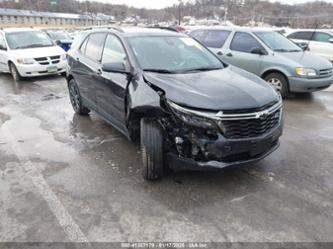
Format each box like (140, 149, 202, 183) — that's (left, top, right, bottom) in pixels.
(217, 51, 223, 56)
(226, 52, 233, 57)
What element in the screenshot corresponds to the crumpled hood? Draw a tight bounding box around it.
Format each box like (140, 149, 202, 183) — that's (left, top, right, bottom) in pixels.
(11, 46, 65, 58)
(144, 66, 279, 111)
(278, 51, 332, 69)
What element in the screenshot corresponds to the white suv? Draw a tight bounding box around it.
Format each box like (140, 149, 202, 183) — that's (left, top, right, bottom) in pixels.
(0, 28, 67, 81)
(287, 29, 333, 62)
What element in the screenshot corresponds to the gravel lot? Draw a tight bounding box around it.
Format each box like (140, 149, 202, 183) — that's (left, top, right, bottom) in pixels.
(0, 74, 332, 243)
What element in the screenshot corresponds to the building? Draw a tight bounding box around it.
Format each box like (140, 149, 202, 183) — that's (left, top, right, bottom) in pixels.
(0, 8, 114, 27)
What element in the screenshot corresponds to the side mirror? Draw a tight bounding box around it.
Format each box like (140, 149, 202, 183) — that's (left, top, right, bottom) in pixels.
(102, 62, 129, 74)
(55, 40, 61, 45)
(329, 38, 333, 44)
(0, 44, 7, 51)
(298, 43, 308, 51)
(251, 47, 267, 55)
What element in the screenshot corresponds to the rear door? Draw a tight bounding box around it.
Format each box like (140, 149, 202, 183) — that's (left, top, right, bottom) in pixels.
(72, 32, 107, 109)
(223, 32, 264, 75)
(0, 34, 8, 72)
(96, 34, 130, 132)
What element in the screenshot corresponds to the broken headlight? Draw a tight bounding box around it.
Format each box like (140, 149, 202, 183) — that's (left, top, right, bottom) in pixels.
(167, 100, 216, 129)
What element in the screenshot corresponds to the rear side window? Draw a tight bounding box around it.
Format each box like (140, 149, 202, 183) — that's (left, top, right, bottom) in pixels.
(313, 32, 333, 43)
(0, 34, 7, 50)
(85, 33, 107, 61)
(191, 30, 230, 48)
(191, 30, 206, 41)
(230, 32, 263, 53)
(287, 31, 313, 40)
(203, 30, 231, 48)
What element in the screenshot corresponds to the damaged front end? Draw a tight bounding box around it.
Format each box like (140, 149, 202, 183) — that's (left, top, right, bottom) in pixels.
(161, 98, 283, 171)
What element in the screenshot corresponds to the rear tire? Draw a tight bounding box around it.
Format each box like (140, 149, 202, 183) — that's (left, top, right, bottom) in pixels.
(264, 72, 289, 98)
(68, 79, 90, 115)
(9, 63, 23, 81)
(140, 118, 164, 180)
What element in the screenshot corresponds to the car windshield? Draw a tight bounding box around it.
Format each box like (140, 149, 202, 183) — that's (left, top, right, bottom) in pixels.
(255, 31, 302, 52)
(127, 36, 224, 73)
(48, 31, 71, 40)
(6, 31, 54, 49)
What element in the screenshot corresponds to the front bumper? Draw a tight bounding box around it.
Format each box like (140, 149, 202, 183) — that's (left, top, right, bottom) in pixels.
(16, 61, 67, 77)
(288, 75, 333, 92)
(167, 124, 283, 171)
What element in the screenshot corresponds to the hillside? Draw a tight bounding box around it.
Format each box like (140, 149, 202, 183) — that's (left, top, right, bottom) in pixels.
(0, 0, 332, 27)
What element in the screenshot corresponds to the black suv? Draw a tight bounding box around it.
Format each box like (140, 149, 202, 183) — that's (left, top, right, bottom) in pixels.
(66, 27, 283, 180)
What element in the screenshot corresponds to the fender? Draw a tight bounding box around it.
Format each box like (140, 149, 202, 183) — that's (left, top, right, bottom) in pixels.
(125, 73, 167, 141)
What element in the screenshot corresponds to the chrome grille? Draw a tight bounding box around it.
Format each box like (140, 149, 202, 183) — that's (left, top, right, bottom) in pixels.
(167, 99, 282, 139)
(319, 68, 333, 77)
(34, 55, 61, 65)
(221, 109, 281, 139)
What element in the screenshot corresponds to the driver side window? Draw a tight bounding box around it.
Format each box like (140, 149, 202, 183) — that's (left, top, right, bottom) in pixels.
(0, 35, 7, 50)
(230, 32, 263, 53)
(102, 34, 128, 66)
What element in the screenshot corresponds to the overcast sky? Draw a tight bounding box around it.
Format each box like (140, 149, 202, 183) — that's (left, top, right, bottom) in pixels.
(99, 0, 333, 9)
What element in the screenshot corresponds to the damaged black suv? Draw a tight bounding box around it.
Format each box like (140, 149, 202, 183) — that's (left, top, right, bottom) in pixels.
(67, 27, 283, 180)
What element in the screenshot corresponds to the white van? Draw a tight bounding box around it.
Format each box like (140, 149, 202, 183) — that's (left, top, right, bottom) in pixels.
(0, 28, 67, 81)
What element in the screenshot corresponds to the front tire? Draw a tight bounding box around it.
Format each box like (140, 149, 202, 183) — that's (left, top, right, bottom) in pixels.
(9, 63, 23, 81)
(264, 72, 289, 98)
(140, 118, 164, 180)
(68, 79, 90, 115)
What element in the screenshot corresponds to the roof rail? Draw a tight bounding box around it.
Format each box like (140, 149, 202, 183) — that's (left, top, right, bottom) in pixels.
(84, 25, 124, 32)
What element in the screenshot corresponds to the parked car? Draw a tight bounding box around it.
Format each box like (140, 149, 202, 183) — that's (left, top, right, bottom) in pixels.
(0, 28, 67, 81)
(190, 27, 333, 97)
(66, 28, 283, 180)
(44, 30, 73, 51)
(287, 29, 333, 62)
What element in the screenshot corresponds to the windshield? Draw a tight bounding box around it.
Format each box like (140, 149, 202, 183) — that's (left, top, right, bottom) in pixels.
(127, 36, 224, 73)
(6, 31, 54, 50)
(48, 31, 71, 41)
(255, 31, 302, 52)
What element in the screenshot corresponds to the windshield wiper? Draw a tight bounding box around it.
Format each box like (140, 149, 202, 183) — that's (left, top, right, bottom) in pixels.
(13, 44, 52, 49)
(274, 49, 301, 52)
(143, 69, 177, 74)
(181, 66, 222, 73)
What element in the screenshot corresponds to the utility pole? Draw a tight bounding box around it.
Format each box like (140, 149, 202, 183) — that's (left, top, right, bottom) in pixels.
(178, 0, 183, 25)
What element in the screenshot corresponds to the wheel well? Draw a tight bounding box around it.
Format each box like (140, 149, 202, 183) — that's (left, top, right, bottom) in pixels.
(7, 60, 14, 68)
(66, 74, 74, 87)
(261, 70, 289, 89)
(127, 108, 165, 142)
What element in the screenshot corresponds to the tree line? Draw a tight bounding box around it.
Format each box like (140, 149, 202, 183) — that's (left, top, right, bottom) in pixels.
(1, 0, 333, 28)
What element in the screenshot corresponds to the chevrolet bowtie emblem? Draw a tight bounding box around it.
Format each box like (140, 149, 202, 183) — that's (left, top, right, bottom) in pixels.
(257, 110, 270, 119)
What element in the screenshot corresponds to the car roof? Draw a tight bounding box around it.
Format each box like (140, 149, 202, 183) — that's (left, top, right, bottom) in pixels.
(189, 26, 282, 33)
(85, 27, 186, 38)
(288, 29, 333, 33)
(1, 27, 41, 34)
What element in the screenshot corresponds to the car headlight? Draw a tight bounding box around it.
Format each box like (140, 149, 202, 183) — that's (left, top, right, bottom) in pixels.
(167, 100, 216, 129)
(16, 58, 35, 65)
(295, 67, 317, 77)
